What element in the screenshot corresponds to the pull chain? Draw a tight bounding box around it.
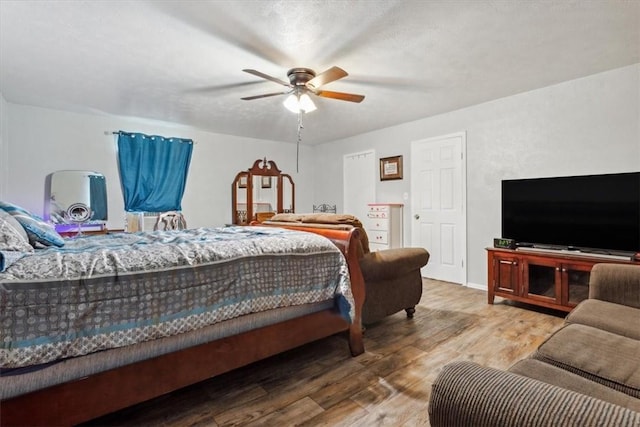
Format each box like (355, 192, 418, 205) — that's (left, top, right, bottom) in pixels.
(296, 110, 305, 173)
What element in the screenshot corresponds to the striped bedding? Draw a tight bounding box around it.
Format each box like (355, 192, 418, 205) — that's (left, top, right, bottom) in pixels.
(0, 226, 353, 369)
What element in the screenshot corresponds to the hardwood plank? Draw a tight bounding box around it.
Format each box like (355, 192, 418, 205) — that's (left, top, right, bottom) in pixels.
(243, 397, 324, 427)
(82, 279, 565, 427)
(212, 359, 364, 426)
(348, 353, 439, 426)
(309, 346, 426, 410)
(350, 347, 460, 413)
(299, 399, 369, 426)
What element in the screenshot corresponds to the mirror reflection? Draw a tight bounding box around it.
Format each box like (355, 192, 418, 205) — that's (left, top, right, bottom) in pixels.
(253, 175, 277, 211)
(282, 175, 294, 213)
(45, 170, 108, 224)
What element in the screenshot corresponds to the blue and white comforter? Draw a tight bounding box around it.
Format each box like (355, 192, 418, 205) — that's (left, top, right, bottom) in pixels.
(0, 226, 353, 368)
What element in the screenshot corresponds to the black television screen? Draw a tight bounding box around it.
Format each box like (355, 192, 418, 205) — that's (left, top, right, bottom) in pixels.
(501, 172, 640, 254)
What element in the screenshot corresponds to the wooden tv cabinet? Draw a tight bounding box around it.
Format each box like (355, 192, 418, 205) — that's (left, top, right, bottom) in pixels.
(487, 247, 639, 312)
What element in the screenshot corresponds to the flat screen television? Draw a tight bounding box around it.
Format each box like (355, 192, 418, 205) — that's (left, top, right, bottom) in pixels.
(501, 172, 640, 254)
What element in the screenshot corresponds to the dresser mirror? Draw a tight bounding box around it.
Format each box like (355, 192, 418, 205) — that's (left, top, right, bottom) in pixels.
(45, 170, 108, 225)
(232, 158, 294, 225)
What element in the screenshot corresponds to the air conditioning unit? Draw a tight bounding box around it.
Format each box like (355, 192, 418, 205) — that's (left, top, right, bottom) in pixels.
(125, 212, 160, 232)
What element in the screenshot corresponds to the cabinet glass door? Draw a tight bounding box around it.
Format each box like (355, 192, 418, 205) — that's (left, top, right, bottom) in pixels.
(562, 262, 592, 307)
(523, 259, 559, 302)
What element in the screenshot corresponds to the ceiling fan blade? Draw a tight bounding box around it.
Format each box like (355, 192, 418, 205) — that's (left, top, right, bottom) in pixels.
(306, 66, 348, 89)
(242, 69, 291, 87)
(315, 90, 365, 103)
(241, 91, 290, 101)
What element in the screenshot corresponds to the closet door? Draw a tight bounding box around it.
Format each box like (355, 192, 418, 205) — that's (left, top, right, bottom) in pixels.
(343, 150, 375, 225)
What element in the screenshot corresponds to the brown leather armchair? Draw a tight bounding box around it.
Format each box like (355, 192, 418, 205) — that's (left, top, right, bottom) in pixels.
(264, 213, 430, 324)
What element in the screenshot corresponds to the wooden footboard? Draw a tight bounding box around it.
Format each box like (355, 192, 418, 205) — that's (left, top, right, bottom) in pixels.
(1, 227, 364, 427)
(257, 224, 365, 355)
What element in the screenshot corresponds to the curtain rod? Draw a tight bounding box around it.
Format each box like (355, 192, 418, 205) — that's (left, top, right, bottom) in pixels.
(104, 131, 197, 144)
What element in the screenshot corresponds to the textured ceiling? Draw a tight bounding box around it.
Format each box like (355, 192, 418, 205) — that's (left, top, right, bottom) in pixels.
(0, 1, 638, 144)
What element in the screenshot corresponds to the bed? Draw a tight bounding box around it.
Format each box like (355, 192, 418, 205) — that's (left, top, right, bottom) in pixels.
(0, 225, 365, 427)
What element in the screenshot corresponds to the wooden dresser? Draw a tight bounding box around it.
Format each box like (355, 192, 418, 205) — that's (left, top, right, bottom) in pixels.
(365, 203, 403, 252)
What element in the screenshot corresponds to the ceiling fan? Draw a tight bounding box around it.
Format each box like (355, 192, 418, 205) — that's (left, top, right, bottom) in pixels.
(240, 66, 365, 111)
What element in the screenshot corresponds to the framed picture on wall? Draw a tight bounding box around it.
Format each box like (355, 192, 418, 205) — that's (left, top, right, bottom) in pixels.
(380, 155, 403, 181)
(261, 176, 272, 188)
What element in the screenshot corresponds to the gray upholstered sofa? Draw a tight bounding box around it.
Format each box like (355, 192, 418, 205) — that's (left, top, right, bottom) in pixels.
(262, 213, 430, 324)
(429, 263, 640, 427)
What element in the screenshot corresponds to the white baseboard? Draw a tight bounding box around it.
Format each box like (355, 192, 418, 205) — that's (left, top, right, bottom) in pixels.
(464, 281, 487, 291)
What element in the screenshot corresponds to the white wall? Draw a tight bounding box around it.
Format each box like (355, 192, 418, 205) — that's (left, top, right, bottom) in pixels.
(314, 64, 640, 288)
(4, 65, 639, 288)
(3, 104, 314, 229)
(0, 93, 7, 200)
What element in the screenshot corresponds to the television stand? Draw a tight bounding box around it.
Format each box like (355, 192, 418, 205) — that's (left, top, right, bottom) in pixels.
(487, 247, 639, 312)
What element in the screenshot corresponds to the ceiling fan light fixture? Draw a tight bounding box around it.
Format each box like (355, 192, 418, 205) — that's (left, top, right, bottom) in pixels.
(299, 93, 317, 113)
(283, 93, 317, 113)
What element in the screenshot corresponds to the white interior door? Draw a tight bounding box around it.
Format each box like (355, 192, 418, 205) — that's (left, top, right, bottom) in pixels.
(343, 150, 375, 223)
(411, 133, 467, 284)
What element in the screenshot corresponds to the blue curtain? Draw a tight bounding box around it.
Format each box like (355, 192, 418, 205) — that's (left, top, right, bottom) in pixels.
(117, 132, 193, 212)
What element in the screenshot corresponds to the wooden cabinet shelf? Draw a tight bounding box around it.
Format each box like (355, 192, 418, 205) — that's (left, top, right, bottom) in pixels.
(487, 248, 638, 312)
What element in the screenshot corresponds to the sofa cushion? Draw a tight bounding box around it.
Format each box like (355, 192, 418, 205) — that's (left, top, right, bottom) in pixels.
(566, 299, 640, 340)
(509, 358, 640, 412)
(589, 263, 640, 309)
(429, 361, 640, 427)
(533, 324, 640, 398)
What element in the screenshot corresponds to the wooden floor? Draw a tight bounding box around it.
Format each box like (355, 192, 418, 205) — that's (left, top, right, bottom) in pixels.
(83, 279, 566, 427)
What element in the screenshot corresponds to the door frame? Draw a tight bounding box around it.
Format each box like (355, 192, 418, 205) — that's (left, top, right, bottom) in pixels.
(410, 131, 468, 286)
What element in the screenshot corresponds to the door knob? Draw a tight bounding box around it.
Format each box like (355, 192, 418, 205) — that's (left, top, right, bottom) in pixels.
(414, 214, 420, 220)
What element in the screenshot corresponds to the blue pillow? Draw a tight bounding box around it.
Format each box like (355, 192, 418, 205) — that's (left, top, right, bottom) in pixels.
(0, 201, 65, 247)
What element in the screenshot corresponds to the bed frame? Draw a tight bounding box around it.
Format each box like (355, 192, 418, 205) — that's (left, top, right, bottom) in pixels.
(1, 227, 365, 427)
